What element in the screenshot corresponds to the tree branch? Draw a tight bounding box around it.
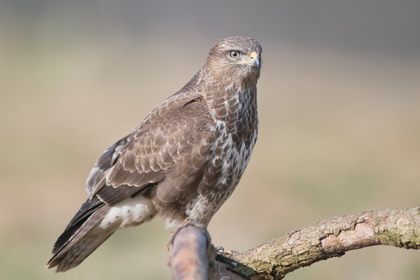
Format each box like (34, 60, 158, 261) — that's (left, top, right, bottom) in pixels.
(219, 207, 420, 279)
(169, 207, 420, 280)
(169, 221, 216, 280)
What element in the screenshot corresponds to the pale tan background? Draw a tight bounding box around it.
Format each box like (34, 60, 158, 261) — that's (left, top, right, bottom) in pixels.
(1, 1, 419, 279)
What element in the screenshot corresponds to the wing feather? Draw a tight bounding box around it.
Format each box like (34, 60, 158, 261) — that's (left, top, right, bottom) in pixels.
(86, 92, 203, 198)
(104, 99, 216, 205)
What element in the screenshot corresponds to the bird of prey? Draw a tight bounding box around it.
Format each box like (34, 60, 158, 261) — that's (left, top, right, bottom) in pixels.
(47, 36, 262, 272)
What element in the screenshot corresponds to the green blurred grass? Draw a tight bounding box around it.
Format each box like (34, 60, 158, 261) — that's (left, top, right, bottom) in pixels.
(1, 32, 419, 280)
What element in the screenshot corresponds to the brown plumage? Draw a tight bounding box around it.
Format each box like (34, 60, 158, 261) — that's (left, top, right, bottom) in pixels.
(47, 36, 262, 272)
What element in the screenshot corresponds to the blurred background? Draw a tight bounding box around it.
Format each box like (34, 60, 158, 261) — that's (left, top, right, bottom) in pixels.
(1, 0, 419, 279)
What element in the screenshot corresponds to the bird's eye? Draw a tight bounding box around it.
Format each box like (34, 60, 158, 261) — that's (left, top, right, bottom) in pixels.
(229, 51, 240, 59)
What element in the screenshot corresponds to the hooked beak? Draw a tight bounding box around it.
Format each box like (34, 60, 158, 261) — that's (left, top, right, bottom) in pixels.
(237, 51, 260, 68)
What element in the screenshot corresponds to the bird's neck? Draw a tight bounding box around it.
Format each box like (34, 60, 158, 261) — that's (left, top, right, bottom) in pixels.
(180, 67, 259, 148)
(183, 66, 258, 127)
(206, 81, 258, 148)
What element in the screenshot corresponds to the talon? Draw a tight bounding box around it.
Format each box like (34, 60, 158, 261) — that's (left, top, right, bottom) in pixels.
(224, 249, 239, 256)
(216, 246, 225, 254)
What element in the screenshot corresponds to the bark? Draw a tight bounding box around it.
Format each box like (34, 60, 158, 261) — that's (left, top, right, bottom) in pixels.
(170, 207, 420, 280)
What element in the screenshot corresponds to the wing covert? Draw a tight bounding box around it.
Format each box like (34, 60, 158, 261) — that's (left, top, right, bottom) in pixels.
(106, 98, 216, 204)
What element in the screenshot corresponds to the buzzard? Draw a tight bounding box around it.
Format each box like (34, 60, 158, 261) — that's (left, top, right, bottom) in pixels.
(47, 36, 262, 272)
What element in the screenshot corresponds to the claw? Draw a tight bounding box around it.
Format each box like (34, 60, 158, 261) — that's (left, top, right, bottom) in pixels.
(216, 246, 240, 256)
(216, 246, 225, 255)
(223, 249, 239, 256)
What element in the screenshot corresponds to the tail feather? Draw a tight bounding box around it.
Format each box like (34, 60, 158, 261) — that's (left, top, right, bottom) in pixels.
(51, 198, 103, 255)
(47, 195, 158, 272)
(47, 199, 114, 272)
(48, 223, 115, 272)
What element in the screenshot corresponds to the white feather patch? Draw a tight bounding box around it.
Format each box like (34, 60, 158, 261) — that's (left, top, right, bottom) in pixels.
(99, 196, 157, 229)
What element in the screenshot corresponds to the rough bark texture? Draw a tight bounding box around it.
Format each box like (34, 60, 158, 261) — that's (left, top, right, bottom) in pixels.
(170, 207, 420, 280)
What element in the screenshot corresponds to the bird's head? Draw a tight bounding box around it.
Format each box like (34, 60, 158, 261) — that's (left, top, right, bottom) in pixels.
(205, 36, 262, 86)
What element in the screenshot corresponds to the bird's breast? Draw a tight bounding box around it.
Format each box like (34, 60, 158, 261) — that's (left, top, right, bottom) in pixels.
(185, 115, 257, 225)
